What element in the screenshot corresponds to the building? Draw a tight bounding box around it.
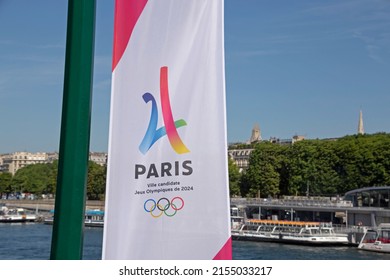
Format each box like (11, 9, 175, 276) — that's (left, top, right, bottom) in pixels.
(89, 152, 107, 166)
(342, 186, 390, 227)
(2, 152, 48, 175)
(46, 152, 59, 163)
(269, 135, 305, 145)
(231, 196, 353, 225)
(228, 149, 254, 172)
(249, 124, 261, 143)
(0, 154, 10, 172)
(232, 187, 390, 228)
(0, 151, 107, 175)
(228, 123, 305, 171)
(358, 110, 364, 135)
(344, 186, 390, 209)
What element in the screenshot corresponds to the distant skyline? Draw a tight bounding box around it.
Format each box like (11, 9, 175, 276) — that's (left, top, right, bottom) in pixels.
(1, 0, 389, 153)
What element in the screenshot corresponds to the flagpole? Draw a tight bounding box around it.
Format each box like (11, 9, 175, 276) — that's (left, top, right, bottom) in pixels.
(50, 0, 96, 260)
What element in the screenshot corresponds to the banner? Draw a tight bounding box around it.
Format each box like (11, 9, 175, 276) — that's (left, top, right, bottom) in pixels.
(103, 0, 231, 259)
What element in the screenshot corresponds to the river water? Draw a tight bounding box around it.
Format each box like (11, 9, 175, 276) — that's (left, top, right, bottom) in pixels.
(1, 223, 390, 260)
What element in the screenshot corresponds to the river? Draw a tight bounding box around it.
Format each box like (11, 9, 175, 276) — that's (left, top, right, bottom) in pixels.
(1, 223, 390, 260)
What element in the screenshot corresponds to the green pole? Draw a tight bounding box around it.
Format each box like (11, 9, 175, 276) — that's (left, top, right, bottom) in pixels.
(50, 0, 96, 260)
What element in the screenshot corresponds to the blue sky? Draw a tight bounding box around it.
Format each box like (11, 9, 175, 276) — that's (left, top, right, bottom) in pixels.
(0, 0, 389, 154)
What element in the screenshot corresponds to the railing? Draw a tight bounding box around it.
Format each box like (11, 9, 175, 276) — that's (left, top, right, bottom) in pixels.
(231, 197, 353, 208)
(331, 224, 367, 234)
(232, 222, 365, 236)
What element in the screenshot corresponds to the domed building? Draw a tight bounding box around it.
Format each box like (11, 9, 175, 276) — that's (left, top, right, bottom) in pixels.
(344, 186, 390, 209)
(344, 186, 390, 226)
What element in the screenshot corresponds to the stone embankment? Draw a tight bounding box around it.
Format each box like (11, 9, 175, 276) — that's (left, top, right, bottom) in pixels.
(0, 199, 105, 212)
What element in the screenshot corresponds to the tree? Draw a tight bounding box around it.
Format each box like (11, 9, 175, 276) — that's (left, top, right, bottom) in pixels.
(12, 163, 57, 195)
(239, 133, 390, 198)
(87, 161, 106, 200)
(0, 172, 12, 197)
(287, 140, 340, 196)
(8, 160, 107, 200)
(241, 142, 286, 197)
(228, 157, 241, 196)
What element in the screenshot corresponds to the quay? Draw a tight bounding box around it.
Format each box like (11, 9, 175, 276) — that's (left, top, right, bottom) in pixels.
(3, 195, 390, 228)
(231, 196, 390, 245)
(3, 188, 390, 246)
(0, 199, 104, 212)
(231, 196, 390, 227)
(1, 199, 105, 224)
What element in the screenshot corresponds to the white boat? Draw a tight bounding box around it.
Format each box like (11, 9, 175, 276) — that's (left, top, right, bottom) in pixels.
(232, 219, 349, 245)
(358, 223, 390, 253)
(84, 209, 104, 227)
(44, 209, 104, 228)
(0, 207, 37, 223)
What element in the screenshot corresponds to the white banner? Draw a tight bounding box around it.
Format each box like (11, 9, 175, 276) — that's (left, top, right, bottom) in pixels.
(103, 0, 231, 259)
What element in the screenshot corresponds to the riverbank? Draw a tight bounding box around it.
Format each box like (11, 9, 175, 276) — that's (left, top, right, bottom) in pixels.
(0, 199, 104, 212)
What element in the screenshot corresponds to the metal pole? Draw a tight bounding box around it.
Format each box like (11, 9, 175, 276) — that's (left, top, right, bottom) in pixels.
(50, 0, 96, 260)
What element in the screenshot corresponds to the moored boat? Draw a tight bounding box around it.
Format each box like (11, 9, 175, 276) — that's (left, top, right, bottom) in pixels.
(358, 223, 390, 253)
(232, 219, 349, 245)
(84, 210, 104, 227)
(0, 207, 37, 223)
(44, 209, 104, 227)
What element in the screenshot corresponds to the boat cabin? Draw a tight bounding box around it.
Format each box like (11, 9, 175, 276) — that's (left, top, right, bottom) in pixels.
(238, 220, 336, 236)
(360, 223, 390, 244)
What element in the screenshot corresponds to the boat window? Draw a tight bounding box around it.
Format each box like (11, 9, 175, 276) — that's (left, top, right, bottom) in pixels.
(362, 231, 377, 243)
(256, 225, 272, 232)
(379, 230, 390, 244)
(274, 226, 287, 233)
(311, 229, 319, 234)
(246, 225, 258, 231)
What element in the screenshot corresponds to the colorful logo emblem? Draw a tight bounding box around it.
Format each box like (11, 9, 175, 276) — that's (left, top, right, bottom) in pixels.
(139, 66, 190, 154)
(144, 197, 184, 218)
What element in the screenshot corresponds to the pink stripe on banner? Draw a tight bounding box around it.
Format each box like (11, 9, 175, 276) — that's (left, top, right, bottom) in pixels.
(213, 237, 232, 260)
(160, 66, 190, 154)
(112, 0, 148, 70)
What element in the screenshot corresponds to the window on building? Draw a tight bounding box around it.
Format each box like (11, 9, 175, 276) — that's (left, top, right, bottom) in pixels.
(362, 192, 370, 207)
(379, 189, 390, 209)
(370, 190, 379, 207)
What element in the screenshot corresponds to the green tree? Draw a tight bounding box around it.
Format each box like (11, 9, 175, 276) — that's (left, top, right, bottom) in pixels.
(238, 133, 390, 198)
(9, 160, 107, 199)
(12, 163, 57, 195)
(87, 161, 106, 200)
(228, 157, 241, 196)
(241, 142, 286, 197)
(287, 140, 340, 196)
(0, 172, 12, 197)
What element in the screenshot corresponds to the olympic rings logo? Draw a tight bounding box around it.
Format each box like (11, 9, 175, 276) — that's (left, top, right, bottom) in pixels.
(144, 197, 184, 218)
